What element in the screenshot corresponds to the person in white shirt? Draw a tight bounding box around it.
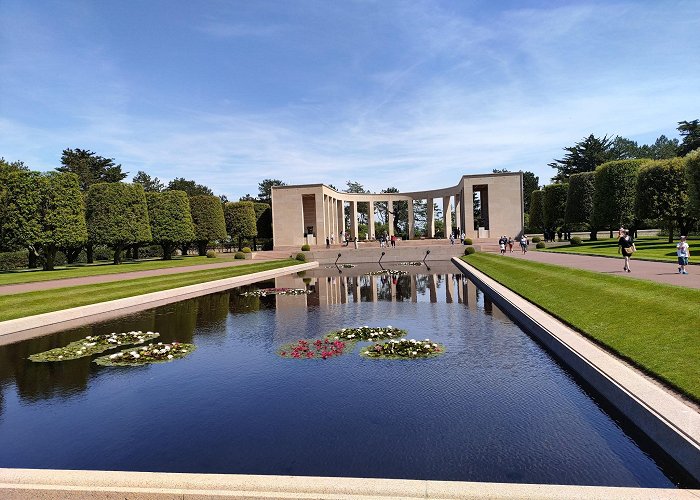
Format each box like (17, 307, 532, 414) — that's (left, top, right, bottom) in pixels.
(677, 235, 690, 274)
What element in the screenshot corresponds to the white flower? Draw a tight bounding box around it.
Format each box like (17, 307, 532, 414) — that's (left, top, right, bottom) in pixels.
(130, 351, 138, 356)
(433, 343, 439, 348)
(109, 354, 119, 359)
(412, 351, 417, 356)
(58, 355, 63, 359)
(167, 354, 173, 359)
(131, 353, 140, 359)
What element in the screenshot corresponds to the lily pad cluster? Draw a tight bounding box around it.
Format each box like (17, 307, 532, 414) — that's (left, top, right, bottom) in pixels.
(325, 264, 355, 268)
(94, 342, 196, 366)
(326, 326, 406, 342)
(366, 269, 407, 277)
(397, 262, 423, 266)
(279, 325, 444, 361)
(361, 339, 444, 359)
(279, 339, 346, 359)
(240, 287, 311, 297)
(29, 331, 160, 362)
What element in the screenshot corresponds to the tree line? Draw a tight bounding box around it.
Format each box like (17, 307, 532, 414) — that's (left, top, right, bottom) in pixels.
(0, 149, 284, 270)
(529, 120, 700, 241)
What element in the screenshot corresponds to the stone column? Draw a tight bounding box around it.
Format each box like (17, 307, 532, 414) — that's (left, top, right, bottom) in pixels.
(454, 193, 461, 236)
(428, 274, 437, 303)
(387, 200, 394, 237)
(464, 184, 475, 240)
(337, 200, 344, 240)
(407, 199, 415, 240)
(427, 198, 435, 238)
(350, 200, 358, 240)
(370, 275, 378, 302)
(411, 275, 417, 303)
(368, 201, 375, 240)
(316, 192, 326, 243)
(443, 195, 452, 239)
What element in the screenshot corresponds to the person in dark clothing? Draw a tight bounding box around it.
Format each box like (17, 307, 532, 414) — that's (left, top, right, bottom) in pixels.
(618, 229, 636, 272)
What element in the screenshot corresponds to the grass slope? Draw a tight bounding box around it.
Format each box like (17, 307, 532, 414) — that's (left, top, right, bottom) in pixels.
(540, 236, 698, 263)
(462, 253, 700, 403)
(0, 255, 238, 286)
(0, 260, 297, 322)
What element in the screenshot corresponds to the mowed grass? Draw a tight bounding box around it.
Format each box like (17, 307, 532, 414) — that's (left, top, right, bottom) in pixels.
(0, 254, 239, 286)
(462, 252, 700, 403)
(0, 260, 298, 322)
(540, 236, 699, 264)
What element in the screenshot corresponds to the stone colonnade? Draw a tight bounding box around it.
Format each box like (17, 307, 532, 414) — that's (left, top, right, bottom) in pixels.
(271, 173, 523, 248)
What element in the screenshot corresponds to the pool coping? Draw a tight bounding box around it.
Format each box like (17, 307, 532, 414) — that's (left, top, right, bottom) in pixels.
(1, 468, 699, 499)
(451, 257, 700, 483)
(0, 261, 319, 343)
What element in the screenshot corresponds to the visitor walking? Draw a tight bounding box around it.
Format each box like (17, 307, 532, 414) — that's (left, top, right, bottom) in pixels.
(330, 234, 334, 245)
(520, 235, 529, 254)
(677, 235, 690, 274)
(460, 231, 465, 243)
(390, 234, 397, 248)
(618, 229, 636, 272)
(449, 233, 455, 245)
(326, 236, 330, 249)
(508, 236, 514, 253)
(498, 235, 507, 255)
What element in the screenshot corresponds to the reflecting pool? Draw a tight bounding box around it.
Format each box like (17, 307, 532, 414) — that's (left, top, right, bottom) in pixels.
(0, 263, 687, 486)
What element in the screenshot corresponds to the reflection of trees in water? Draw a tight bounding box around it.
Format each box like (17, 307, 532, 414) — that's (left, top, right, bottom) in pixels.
(195, 292, 230, 333)
(153, 300, 198, 344)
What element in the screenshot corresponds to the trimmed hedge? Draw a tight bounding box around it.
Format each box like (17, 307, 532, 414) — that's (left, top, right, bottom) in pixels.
(570, 236, 583, 246)
(295, 252, 307, 262)
(0, 250, 29, 270)
(464, 246, 476, 255)
(242, 246, 252, 253)
(234, 251, 245, 259)
(301, 244, 310, 251)
(206, 250, 216, 258)
(536, 241, 546, 249)
(531, 236, 542, 243)
(463, 238, 473, 245)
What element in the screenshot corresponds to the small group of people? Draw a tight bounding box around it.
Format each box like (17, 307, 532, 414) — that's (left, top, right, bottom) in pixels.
(497, 235, 514, 254)
(617, 227, 691, 275)
(378, 232, 397, 248)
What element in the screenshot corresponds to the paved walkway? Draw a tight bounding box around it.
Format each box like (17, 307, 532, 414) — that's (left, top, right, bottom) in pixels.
(492, 247, 700, 290)
(0, 251, 292, 296)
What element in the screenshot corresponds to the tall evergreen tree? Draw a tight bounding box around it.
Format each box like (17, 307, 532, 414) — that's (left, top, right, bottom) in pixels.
(132, 171, 165, 192)
(549, 134, 619, 182)
(677, 119, 700, 156)
(57, 148, 127, 191)
(166, 177, 214, 197)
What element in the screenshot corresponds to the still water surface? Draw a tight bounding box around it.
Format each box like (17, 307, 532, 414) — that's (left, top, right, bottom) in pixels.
(0, 264, 685, 486)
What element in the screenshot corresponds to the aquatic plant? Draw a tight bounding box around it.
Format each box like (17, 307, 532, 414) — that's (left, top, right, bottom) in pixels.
(94, 342, 195, 366)
(360, 339, 444, 359)
(29, 331, 160, 362)
(279, 338, 346, 359)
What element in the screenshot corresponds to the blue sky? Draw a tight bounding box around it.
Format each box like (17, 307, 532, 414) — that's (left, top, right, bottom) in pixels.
(1, 0, 698, 200)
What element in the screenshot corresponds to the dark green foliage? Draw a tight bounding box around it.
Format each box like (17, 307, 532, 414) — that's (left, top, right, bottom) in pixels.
(57, 148, 127, 191)
(0, 250, 29, 270)
(593, 159, 646, 231)
(542, 183, 568, 229)
(529, 190, 544, 231)
(258, 178, 286, 204)
(636, 157, 692, 242)
(677, 120, 700, 157)
(464, 246, 476, 255)
(295, 252, 307, 262)
(253, 202, 273, 239)
(686, 149, 700, 217)
(549, 134, 619, 182)
(570, 236, 583, 246)
(166, 177, 214, 197)
(0, 158, 30, 251)
(206, 250, 216, 258)
(224, 202, 258, 247)
(189, 195, 227, 256)
(522, 171, 539, 213)
(531, 236, 542, 243)
(146, 191, 195, 260)
(301, 244, 311, 251)
(242, 247, 252, 253)
(2, 170, 43, 252)
(565, 172, 595, 226)
(86, 183, 152, 264)
(132, 171, 164, 192)
(536, 241, 546, 249)
(234, 251, 245, 259)
(463, 238, 473, 245)
(611, 135, 678, 160)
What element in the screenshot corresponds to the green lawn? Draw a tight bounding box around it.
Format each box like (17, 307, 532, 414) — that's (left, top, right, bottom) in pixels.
(539, 236, 699, 264)
(0, 254, 240, 286)
(462, 252, 700, 403)
(0, 260, 297, 322)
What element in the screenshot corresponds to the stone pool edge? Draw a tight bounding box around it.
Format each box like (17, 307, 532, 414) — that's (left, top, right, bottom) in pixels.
(0, 469, 698, 499)
(451, 257, 700, 483)
(0, 261, 319, 342)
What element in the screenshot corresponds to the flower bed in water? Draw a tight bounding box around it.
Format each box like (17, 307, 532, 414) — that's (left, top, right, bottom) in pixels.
(29, 331, 160, 362)
(325, 325, 406, 342)
(366, 269, 407, 276)
(94, 342, 195, 366)
(279, 339, 346, 359)
(240, 288, 310, 297)
(360, 339, 445, 359)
